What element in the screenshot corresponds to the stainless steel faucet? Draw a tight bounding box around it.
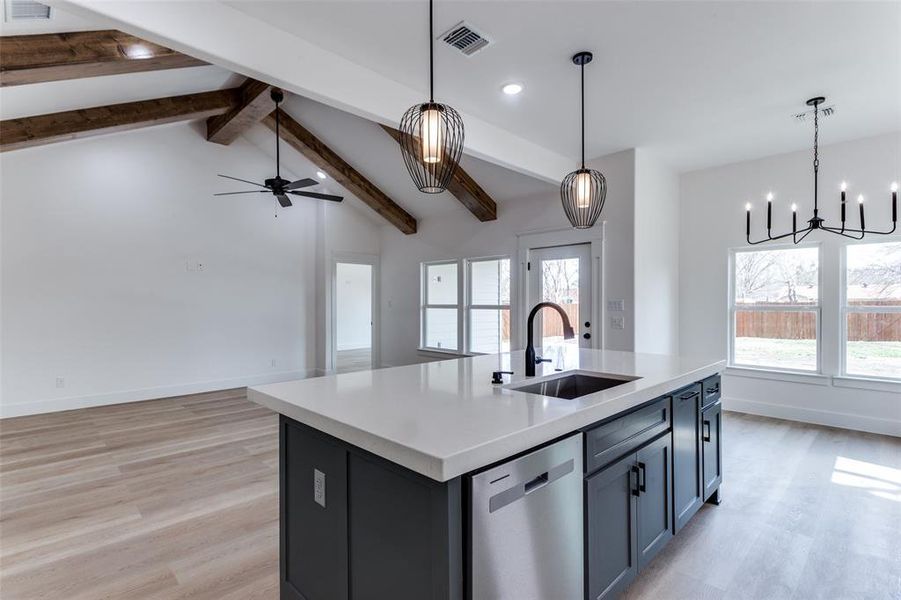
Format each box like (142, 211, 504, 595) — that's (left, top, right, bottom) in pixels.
(525, 302, 575, 376)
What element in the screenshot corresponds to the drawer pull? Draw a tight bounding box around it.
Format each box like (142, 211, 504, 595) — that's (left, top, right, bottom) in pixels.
(680, 390, 700, 401)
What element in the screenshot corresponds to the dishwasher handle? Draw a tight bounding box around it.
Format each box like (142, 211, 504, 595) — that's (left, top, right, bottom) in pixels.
(524, 472, 549, 494)
(488, 458, 574, 513)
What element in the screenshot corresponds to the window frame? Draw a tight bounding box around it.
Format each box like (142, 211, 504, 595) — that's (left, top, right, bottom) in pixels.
(840, 240, 901, 382)
(465, 256, 512, 355)
(727, 242, 823, 375)
(420, 259, 463, 353)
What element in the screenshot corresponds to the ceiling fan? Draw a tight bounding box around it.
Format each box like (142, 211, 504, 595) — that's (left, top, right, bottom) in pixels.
(215, 88, 343, 208)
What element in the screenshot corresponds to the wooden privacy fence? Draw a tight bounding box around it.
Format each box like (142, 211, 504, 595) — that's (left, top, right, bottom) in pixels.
(736, 307, 901, 341)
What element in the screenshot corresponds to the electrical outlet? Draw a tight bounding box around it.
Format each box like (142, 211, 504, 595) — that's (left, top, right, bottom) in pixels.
(55, 377, 65, 388)
(607, 299, 625, 312)
(185, 259, 205, 272)
(314, 469, 326, 508)
(611, 316, 625, 330)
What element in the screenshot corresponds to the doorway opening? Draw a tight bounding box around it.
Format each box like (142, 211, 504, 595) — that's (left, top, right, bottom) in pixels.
(334, 262, 373, 373)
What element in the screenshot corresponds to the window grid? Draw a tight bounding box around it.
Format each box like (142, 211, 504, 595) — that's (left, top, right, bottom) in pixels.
(421, 260, 462, 352)
(420, 256, 512, 355)
(728, 244, 823, 374)
(840, 241, 901, 381)
(466, 257, 511, 355)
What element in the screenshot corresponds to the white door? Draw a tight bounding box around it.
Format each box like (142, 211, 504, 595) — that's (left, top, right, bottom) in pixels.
(527, 243, 592, 352)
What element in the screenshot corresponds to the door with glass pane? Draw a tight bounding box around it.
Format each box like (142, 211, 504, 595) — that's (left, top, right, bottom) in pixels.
(527, 244, 592, 351)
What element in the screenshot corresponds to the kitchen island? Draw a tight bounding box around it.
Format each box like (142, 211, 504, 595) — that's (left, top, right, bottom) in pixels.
(249, 349, 725, 600)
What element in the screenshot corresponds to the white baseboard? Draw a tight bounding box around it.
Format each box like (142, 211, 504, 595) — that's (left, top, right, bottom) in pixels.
(723, 395, 901, 438)
(0, 369, 318, 419)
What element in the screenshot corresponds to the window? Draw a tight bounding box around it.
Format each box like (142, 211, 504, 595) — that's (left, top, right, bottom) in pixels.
(421, 257, 512, 354)
(843, 242, 901, 380)
(467, 258, 511, 354)
(421, 261, 460, 351)
(730, 246, 820, 372)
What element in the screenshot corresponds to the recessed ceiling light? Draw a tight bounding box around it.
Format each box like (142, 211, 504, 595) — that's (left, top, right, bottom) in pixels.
(502, 83, 523, 96)
(316, 171, 327, 179)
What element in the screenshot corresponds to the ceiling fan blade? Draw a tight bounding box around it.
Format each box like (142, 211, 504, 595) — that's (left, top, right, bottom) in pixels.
(284, 177, 318, 190)
(288, 191, 344, 203)
(214, 190, 270, 196)
(218, 174, 267, 188)
(276, 194, 293, 208)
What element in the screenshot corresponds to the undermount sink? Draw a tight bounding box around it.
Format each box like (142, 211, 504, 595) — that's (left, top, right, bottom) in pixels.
(509, 371, 640, 400)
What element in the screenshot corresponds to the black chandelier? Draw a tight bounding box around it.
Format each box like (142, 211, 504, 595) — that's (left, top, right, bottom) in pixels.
(561, 51, 606, 229)
(746, 96, 897, 245)
(397, 0, 464, 194)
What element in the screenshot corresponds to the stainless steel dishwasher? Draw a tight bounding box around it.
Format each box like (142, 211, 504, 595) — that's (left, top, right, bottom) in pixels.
(470, 434, 583, 600)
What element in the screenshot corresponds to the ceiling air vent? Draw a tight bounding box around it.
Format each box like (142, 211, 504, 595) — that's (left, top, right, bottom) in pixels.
(440, 21, 491, 56)
(4, 0, 52, 20)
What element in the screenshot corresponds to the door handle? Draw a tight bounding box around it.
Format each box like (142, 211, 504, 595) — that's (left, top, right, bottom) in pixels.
(638, 462, 647, 493)
(703, 420, 711, 442)
(631, 465, 641, 497)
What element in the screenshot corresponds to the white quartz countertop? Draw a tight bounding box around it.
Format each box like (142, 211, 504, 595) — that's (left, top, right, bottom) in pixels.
(249, 348, 725, 482)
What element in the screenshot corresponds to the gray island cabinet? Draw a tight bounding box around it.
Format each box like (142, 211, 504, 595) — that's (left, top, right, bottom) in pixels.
(249, 349, 724, 600)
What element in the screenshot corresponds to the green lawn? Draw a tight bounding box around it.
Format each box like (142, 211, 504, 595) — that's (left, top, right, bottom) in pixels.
(735, 338, 901, 378)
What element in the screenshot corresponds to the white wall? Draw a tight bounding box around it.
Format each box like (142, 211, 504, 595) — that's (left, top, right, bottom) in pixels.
(634, 150, 680, 355)
(0, 121, 382, 417)
(379, 150, 638, 367)
(679, 132, 901, 436)
(336, 263, 372, 350)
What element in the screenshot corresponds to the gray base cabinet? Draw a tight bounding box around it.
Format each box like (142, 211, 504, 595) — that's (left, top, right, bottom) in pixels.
(585, 453, 639, 600)
(672, 384, 703, 533)
(636, 434, 673, 570)
(585, 432, 673, 600)
(280, 417, 463, 600)
(702, 400, 723, 501)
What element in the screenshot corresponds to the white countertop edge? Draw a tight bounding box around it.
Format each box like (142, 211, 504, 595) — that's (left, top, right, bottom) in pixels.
(251, 360, 725, 482)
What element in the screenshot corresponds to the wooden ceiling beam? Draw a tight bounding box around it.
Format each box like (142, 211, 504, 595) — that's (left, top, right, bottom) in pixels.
(0, 88, 239, 152)
(0, 30, 207, 87)
(380, 125, 497, 222)
(266, 111, 417, 234)
(206, 79, 275, 145)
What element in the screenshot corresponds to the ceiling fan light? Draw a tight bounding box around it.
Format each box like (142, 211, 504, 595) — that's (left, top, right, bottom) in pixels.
(399, 101, 464, 193)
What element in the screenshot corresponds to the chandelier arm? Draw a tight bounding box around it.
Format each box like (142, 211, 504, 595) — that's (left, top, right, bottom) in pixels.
(824, 222, 897, 236)
(820, 225, 866, 240)
(747, 225, 811, 245)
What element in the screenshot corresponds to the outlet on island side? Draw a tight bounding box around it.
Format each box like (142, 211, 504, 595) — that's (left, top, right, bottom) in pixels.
(55, 377, 65, 388)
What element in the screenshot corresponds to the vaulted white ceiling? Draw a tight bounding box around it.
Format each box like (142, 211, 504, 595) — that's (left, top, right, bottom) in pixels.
(227, 0, 901, 172)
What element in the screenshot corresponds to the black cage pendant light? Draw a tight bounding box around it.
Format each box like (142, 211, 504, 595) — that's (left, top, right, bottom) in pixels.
(398, 0, 464, 193)
(561, 51, 606, 229)
(746, 96, 897, 245)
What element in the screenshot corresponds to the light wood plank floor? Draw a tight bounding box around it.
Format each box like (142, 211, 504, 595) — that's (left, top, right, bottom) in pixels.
(1, 391, 899, 599)
(336, 348, 372, 374)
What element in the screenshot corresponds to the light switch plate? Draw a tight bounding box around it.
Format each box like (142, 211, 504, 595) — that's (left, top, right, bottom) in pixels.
(607, 299, 625, 312)
(313, 469, 326, 508)
(611, 316, 625, 330)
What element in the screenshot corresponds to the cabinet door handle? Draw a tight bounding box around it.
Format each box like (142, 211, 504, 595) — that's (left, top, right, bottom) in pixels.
(638, 462, 647, 493)
(680, 390, 700, 401)
(703, 420, 711, 442)
(631, 465, 641, 497)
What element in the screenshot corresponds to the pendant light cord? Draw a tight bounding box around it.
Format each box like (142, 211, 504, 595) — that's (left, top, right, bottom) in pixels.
(580, 61, 585, 169)
(429, 0, 434, 102)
